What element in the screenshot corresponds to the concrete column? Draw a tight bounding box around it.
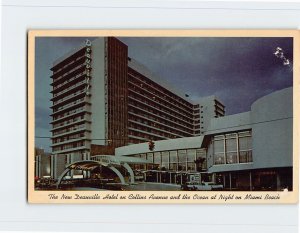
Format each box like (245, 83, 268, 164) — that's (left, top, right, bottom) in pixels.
(52, 154, 58, 179)
(86, 152, 91, 178)
(249, 171, 252, 191)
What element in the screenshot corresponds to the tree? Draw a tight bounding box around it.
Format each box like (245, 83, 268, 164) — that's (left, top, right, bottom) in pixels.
(194, 157, 206, 172)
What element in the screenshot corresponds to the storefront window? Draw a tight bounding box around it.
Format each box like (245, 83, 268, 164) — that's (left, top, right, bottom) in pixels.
(214, 137, 225, 164)
(178, 150, 187, 171)
(154, 152, 161, 165)
(214, 153, 225, 164)
(187, 162, 195, 171)
(187, 149, 196, 171)
(161, 151, 169, 169)
(239, 151, 252, 163)
(187, 149, 196, 161)
(226, 134, 238, 164)
(169, 151, 177, 163)
(239, 131, 252, 163)
(226, 152, 238, 164)
(147, 153, 153, 163)
(178, 150, 187, 163)
(196, 148, 207, 170)
(169, 163, 177, 171)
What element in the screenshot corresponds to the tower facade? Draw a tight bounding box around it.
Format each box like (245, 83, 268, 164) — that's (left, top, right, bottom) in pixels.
(49, 37, 225, 178)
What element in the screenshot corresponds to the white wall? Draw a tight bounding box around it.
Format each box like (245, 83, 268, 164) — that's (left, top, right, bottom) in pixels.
(90, 38, 106, 145)
(251, 87, 293, 169)
(116, 136, 204, 156)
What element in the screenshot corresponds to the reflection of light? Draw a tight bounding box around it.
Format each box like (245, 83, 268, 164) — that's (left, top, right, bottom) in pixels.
(46, 166, 50, 173)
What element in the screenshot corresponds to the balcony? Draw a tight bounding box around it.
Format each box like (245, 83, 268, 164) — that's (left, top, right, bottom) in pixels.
(128, 87, 194, 120)
(51, 116, 91, 131)
(50, 80, 88, 102)
(128, 127, 168, 140)
(128, 73, 193, 111)
(128, 97, 194, 126)
(128, 104, 194, 134)
(51, 106, 91, 123)
(52, 124, 91, 138)
(51, 97, 91, 116)
(51, 54, 91, 83)
(128, 112, 192, 136)
(52, 90, 87, 108)
(51, 70, 87, 96)
(51, 137, 89, 147)
(128, 80, 193, 115)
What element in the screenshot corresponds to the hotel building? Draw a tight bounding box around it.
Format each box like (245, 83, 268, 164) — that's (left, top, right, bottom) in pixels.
(49, 37, 225, 178)
(113, 87, 293, 190)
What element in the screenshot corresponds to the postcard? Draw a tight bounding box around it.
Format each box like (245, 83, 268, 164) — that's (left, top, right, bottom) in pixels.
(28, 30, 299, 203)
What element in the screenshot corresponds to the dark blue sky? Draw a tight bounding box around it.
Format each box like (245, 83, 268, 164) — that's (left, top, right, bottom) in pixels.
(35, 37, 293, 152)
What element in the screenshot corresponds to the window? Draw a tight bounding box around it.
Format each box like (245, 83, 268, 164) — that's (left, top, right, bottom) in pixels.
(178, 150, 187, 171)
(214, 136, 225, 164)
(187, 149, 196, 171)
(239, 131, 252, 163)
(161, 151, 169, 169)
(147, 153, 153, 163)
(225, 134, 238, 164)
(169, 151, 177, 163)
(154, 152, 161, 165)
(212, 131, 252, 165)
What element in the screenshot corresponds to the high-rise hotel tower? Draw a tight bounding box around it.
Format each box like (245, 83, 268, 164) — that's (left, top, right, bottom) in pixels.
(50, 37, 225, 177)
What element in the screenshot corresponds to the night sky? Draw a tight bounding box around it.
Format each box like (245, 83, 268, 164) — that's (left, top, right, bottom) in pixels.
(35, 37, 293, 152)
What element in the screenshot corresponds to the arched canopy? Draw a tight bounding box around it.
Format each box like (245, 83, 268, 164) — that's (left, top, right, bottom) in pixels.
(56, 160, 126, 188)
(67, 160, 104, 171)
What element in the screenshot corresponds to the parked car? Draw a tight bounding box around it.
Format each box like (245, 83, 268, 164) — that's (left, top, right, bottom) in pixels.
(181, 181, 223, 191)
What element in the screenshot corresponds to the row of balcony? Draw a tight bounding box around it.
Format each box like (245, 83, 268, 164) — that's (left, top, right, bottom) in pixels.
(51, 79, 88, 101)
(129, 119, 187, 139)
(52, 135, 89, 147)
(128, 114, 192, 137)
(128, 104, 194, 134)
(52, 52, 90, 81)
(52, 97, 91, 115)
(52, 89, 87, 108)
(128, 85, 194, 121)
(128, 111, 193, 136)
(128, 81, 194, 118)
(128, 72, 194, 112)
(52, 115, 91, 131)
(52, 123, 91, 138)
(129, 96, 194, 127)
(52, 69, 88, 95)
(51, 106, 91, 123)
(128, 127, 168, 141)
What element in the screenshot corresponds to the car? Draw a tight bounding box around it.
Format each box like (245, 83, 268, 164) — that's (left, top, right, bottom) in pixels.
(181, 181, 223, 191)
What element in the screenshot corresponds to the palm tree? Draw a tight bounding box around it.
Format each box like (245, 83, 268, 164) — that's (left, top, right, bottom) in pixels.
(194, 157, 206, 172)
